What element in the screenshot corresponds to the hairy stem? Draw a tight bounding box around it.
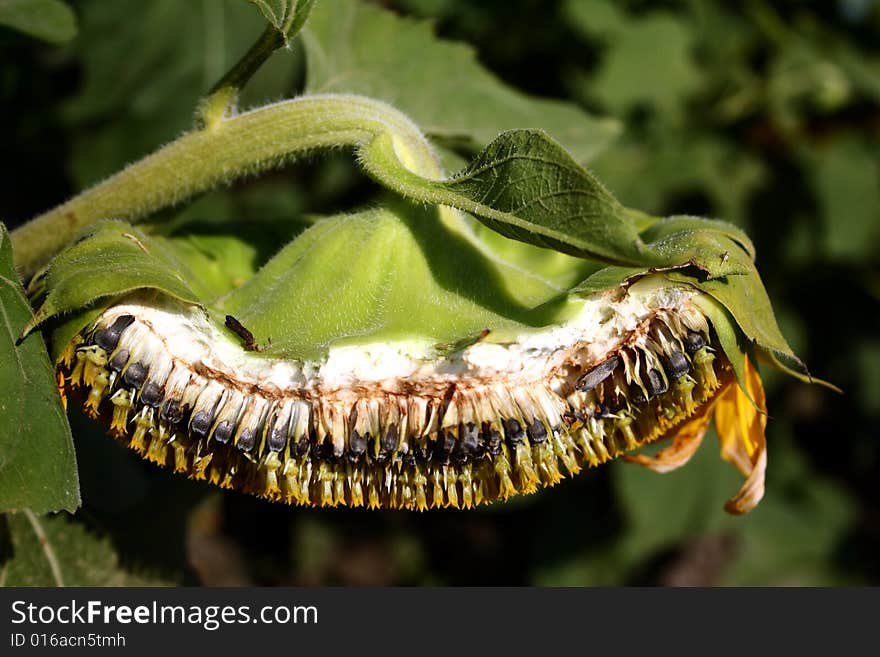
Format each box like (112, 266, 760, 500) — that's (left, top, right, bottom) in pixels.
(198, 0, 317, 129)
(196, 24, 284, 128)
(11, 94, 443, 279)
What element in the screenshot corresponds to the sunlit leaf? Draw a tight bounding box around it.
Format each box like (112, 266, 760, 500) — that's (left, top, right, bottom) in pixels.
(363, 130, 647, 264)
(26, 221, 204, 336)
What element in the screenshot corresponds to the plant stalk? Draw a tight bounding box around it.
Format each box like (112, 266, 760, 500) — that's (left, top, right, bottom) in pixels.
(11, 94, 443, 279)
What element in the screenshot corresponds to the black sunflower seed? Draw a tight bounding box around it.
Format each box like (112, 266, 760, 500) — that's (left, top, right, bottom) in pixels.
(454, 422, 480, 463)
(381, 423, 399, 454)
(503, 418, 525, 446)
(268, 426, 287, 452)
(140, 382, 163, 407)
(348, 430, 367, 462)
(526, 418, 548, 444)
(160, 399, 183, 425)
(684, 331, 706, 354)
(665, 350, 690, 380)
(294, 434, 310, 458)
(576, 356, 620, 392)
(94, 315, 135, 352)
(439, 430, 457, 464)
(109, 349, 130, 372)
(191, 410, 213, 437)
(123, 362, 147, 389)
(236, 428, 256, 453)
(646, 368, 668, 397)
(483, 427, 502, 456)
(214, 420, 234, 444)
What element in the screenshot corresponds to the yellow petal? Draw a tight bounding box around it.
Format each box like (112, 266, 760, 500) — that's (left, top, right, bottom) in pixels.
(723, 446, 767, 515)
(714, 356, 768, 514)
(622, 405, 713, 473)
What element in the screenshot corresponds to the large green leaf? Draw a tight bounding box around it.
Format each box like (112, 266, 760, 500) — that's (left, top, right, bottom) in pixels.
(0, 224, 78, 514)
(0, 0, 76, 44)
(0, 224, 79, 513)
(303, 0, 619, 163)
(0, 511, 174, 585)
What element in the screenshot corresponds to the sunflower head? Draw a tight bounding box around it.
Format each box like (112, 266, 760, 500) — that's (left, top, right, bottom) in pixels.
(25, 108, 818, 515)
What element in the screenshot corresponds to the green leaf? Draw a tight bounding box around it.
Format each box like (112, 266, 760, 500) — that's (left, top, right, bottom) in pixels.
(303, 0, 619, 163)
(362, 130, 648, 264)
(0, 224, 79, 514)
(669, 265, 805, 375)
(247, 0, 286, 30)
(364, 130, 769, 280)
(640, 215, 755, 261)
(809, 137, 880, 263)
(0, 0, 76, 44)
(642, 230, 750, 279)
(564, 0, 702, 117)
(25, 221, 204, 337)
(569, 265, 647, 297)
(0, 511, 174, 585)
(691, 292, 749, 394)
(247, 0, 314, 40)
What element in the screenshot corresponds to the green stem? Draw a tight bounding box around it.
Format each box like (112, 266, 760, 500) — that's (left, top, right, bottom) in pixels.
(11, 94, 443, 279)
(196, 0, 317, 128)
(196, 24, 284, 127)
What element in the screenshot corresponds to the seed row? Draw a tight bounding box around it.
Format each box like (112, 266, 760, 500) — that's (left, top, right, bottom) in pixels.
(59, 306, 731, 508)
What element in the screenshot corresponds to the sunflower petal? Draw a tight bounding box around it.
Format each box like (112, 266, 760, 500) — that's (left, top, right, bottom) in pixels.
(622, 406, 713, 473)
(723, 447, 767, 515)
(714, 356, 768, 514)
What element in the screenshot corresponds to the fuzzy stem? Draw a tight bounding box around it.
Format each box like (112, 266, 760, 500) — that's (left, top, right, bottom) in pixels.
(11, 94, 443, 279)
(196, 24, 284, 128)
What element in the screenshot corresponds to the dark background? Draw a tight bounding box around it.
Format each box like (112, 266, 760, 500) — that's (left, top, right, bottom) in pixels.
(2, 0, 878, 585)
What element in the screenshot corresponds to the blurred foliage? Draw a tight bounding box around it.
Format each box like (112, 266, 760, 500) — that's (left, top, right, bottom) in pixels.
(0, 0, 76, 44)
(1, 0, 878, 585)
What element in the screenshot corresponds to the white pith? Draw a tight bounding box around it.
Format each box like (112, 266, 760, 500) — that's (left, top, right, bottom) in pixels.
(91, 275, 708, 394)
